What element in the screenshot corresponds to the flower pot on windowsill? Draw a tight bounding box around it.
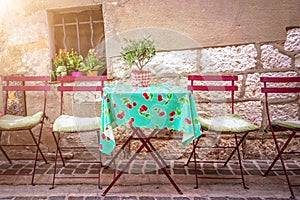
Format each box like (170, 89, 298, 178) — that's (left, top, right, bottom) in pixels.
(131, 71, 151, 87)
(71, 71, 83, 77)
(86, 70, 99, 76)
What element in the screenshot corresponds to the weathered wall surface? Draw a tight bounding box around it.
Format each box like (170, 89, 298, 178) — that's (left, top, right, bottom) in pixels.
(0, 0, 299, 161)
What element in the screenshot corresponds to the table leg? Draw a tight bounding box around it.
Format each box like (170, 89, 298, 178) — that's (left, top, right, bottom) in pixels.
(102, 128, 183, 196)
(102, 129, 158, 196)
(135, 128, 183, 195)
(105, 132, 135, 168)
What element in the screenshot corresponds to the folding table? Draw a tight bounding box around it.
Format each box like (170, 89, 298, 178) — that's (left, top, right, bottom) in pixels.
(100, 84, 202, 195)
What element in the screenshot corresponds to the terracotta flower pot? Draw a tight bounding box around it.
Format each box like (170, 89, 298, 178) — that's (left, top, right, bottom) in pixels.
(131, 71, 151, 87)
(86, 71, 99, 76)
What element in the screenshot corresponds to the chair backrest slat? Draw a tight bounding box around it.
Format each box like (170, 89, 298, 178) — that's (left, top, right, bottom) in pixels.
(57, 76, 107, 115)
(260, 77, 300, 83)
(58, 86, 105, 92)
(188, 85, 238, 91)
(3, 86, 51, 91)
(261, 87, 300, 94)
(188, 75, 238, 114)
(2, 76, 50, 116)
(3, 76, 50, 82)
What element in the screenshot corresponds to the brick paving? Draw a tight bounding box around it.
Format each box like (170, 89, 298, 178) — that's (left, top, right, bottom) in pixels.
(0, 159, 299, 200)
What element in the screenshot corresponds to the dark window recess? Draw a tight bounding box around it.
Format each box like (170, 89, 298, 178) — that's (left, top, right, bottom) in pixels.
(50, 7, 105, 58)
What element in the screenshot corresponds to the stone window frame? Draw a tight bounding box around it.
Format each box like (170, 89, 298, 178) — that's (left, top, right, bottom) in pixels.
(47, 5, 106, 72)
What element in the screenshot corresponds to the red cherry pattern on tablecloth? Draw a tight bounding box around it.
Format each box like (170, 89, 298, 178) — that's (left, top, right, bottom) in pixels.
(132, 102, 137, 106)
(169, 111, 176, 117)
(170, 117, 174, 122)
(158, 111, 165, 117)
(117, 111, 125, 119)
(128, 117, 135, 126)
(99, 143, 103, 151)
(185, 118, 192, 124)
(143, 92, 150, 100)
(126, 103, 133, 109)
(158, 94, 163, 102)
(139, 104, 148, 112)
(101, 133, 106, 140)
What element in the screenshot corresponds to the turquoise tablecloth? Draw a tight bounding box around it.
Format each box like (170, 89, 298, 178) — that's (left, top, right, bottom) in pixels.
(100, 84, 202, 155)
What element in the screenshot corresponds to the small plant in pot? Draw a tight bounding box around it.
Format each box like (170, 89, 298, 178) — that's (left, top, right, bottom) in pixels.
(67, 49, 85, 76)
(52, 48, 69, 80)
(80, 49, 106, 76)
(120, 36, 156, 87)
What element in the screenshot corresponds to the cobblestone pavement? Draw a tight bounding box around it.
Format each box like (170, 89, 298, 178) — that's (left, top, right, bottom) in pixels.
(0, 159, 299, 200)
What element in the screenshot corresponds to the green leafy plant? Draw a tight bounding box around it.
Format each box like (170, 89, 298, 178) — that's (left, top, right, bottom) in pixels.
(80, 49, 105, 72)
(120, 36, 156, 71)
(51, 48, 85, 79)
(67, 49, 84, 72)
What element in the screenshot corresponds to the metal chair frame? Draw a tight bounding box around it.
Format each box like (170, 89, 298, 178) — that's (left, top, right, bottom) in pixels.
(51, 76, 107, 189)
(186, 75, 254, 189)
(0, 75, 50, 185)
(260, 76, 300, 199)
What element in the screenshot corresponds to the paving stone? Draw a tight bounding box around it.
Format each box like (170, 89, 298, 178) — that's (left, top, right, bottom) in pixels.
(49, 196, 66, 200)
(209, 197, 227, 200)
(193, 198, 208, 200)
(32, 197, 47, 200)
(121, 197, 137, 200)
(74, 168, 88, 174)
(246, 198, 263, 200)
(203, 169, 218, 175)
(103, 197, 120, 200)
(173, 197, 190, 200)
(14, 198, 32, 200)
(155, 197, 172, 200)
(0, 197, 14, 200)
(173, 168, 186, 175)
(85, 197, 101, 200)
(60, 169, 74, 174)
(3, 169, 18, 175)
(18, 169, 32, 175)
(139, 197, 155, 200)
(68, 196, 84, 200)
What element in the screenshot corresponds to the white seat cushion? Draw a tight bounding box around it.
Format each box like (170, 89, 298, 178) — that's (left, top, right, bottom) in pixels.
(0, 111, 44, 131)
(53, 115, 101, 132)
(200, 114, 259, 133)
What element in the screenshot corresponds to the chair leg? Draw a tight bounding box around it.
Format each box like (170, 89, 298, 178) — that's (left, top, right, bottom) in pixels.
(0, 131, 12, 164)
(50, 131, 64, 190)
(98, 151, 102, 189)
(29, 129, 48, 163)
(29, 127, 48, 186)
(234, 134, 248, 189)
(185, 137, 200, 166)
(224, 132, 249, 166)
(190, 138, 201, 189)
(264, 131, 296, 176)
(268, 130, 295, 199)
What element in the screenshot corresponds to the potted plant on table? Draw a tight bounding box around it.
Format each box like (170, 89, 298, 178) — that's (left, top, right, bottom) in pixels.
(120, 36, 156, 87)
(80, 49, 106, 76)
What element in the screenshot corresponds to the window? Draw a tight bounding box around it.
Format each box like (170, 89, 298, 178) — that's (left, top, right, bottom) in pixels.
(47, 5, 106, 71)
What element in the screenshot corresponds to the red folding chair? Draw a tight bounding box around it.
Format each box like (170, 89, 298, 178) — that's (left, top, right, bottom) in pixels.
(0, 75, 50, 185)
(50, 76, 107, 189)
(260, 76, 300, 199)
(186, 75, 259, 189)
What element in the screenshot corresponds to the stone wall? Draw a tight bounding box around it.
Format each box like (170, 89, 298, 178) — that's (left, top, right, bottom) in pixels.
(0, 0, 299, 161)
